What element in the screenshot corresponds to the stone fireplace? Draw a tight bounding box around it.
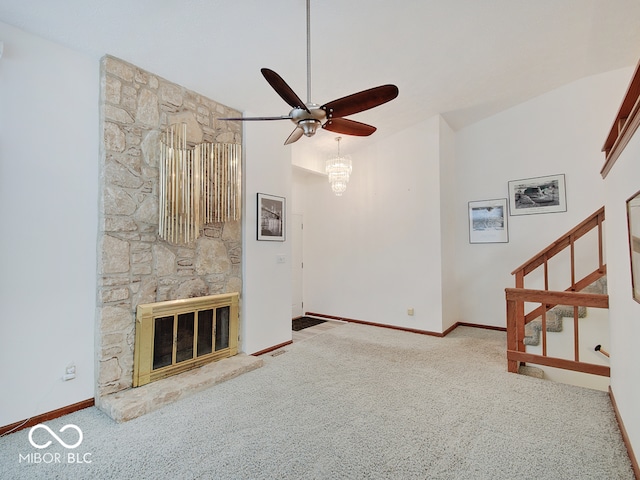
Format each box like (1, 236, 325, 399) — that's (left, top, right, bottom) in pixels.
(95, 55, 251, 419)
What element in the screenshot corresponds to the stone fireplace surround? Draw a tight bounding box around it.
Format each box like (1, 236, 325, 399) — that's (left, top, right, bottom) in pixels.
(96, 55, 255, 420)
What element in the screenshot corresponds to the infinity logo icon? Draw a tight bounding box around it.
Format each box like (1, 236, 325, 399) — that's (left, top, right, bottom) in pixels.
(28, 424, 83, 450)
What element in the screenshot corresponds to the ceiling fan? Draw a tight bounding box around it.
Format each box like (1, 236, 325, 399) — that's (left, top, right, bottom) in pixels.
(220, 0, 399, 145)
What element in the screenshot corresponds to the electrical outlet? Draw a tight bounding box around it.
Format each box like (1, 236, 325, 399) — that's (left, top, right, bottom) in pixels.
(63, 363, 76, 381)
(407, 308, 414, 316)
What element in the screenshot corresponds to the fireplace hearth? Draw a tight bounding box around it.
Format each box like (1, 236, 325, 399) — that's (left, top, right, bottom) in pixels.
(95, 292, 262, 423)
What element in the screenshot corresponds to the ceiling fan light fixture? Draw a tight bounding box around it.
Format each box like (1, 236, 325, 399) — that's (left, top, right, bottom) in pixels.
(326, 136, 352, 196)
(299, 118, 320, 137)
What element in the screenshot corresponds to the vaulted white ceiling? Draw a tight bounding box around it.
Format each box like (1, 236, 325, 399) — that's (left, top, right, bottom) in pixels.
(2, 0, 640, 154)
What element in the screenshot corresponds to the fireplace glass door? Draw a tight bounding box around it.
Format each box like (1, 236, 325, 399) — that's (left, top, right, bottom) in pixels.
(151, 307, 231, 372)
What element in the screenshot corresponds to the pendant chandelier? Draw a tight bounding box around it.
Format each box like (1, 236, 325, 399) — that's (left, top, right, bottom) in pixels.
(325, 136, 352, 196)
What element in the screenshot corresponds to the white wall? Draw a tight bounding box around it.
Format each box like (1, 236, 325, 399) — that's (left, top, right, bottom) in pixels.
(602, 122, 640, 457)
(297, 116, 446, 332)
(0, 23, 98, 426)
(241, 120, 293, 354)
(454, 67, 633, 328)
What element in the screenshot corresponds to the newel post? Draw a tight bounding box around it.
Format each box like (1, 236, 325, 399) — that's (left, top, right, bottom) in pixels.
(506, 290, 519, 373)
(514, 270, 525, 352)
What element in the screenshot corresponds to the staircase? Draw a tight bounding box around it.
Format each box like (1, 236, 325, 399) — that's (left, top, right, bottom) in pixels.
(506, 208, 610, 382)
(523, 276, 607, 346)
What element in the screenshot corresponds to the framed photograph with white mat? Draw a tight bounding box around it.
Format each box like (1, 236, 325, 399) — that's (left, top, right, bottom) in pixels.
(468, 198, 509, 244)
(257, 193, 285, 241)
(508, 173, 566, 216)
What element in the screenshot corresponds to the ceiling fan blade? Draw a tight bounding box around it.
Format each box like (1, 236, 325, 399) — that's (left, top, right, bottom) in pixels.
(322, 118, 377, 136)
(284, 127, 304, 145)
(261, 68, 310, 113)
(219, 115, 292, 121)
(322, 84, 399, 119)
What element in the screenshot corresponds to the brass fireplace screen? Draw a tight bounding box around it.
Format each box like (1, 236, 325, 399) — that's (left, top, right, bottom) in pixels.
(133, 293, 239, 387)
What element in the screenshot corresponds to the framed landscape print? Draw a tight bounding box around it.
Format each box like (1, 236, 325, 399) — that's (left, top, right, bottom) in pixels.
(508, 174, 567, 216)
(257, 193, 285, 241)
(468, 198, 509, 243)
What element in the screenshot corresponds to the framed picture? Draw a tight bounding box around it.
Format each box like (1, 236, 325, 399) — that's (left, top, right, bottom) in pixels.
(626, 190, 640, 303)
(508, 174, 567, 216)
(468, 198, 509, 243)
(257, 193, 285, 241)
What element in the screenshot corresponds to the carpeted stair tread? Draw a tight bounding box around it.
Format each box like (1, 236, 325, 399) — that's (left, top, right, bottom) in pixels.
(523, 276, 607, 346)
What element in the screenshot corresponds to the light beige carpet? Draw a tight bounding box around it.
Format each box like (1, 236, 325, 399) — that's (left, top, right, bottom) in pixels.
(0, 323, 633, 479)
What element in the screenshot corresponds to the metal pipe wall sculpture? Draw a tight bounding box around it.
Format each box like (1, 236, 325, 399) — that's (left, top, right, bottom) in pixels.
(159, 124, 241, 244)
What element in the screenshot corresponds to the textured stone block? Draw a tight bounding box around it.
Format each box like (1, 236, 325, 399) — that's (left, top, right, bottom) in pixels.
(101, 235, 130, 274)
(104, 122, 126, 152)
